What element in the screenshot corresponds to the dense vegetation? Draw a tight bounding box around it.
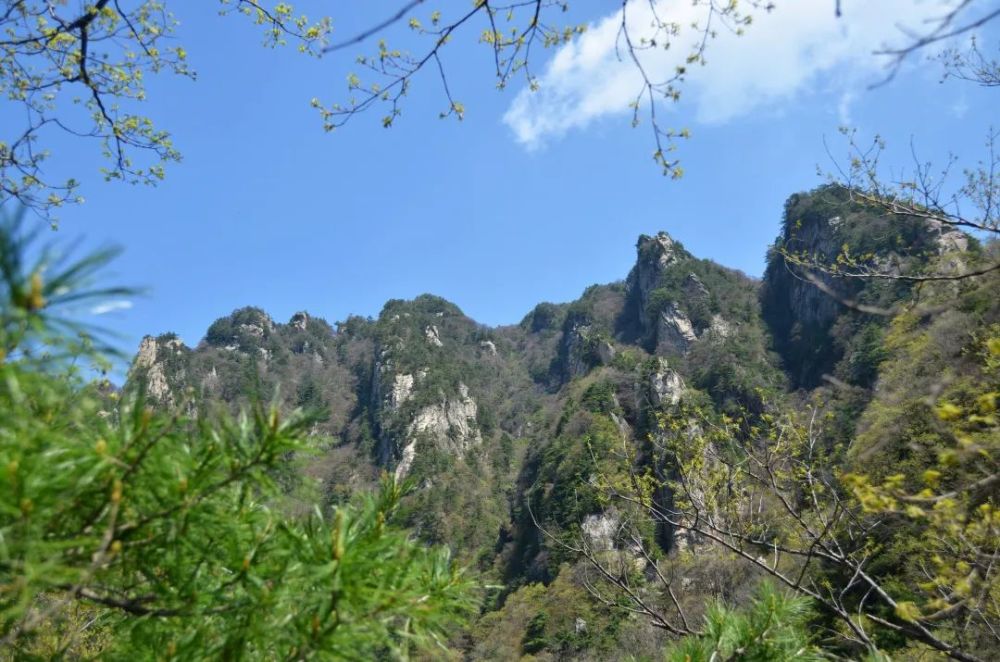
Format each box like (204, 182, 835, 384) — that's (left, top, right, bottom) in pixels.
(0, 213, 474, 659)
(3, 185, 998, 660)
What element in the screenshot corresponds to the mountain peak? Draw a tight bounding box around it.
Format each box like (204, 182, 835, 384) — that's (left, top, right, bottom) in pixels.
(636, 231, 691, 269)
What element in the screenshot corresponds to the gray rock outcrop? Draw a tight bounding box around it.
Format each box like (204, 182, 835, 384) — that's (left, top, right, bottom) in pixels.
(395, 382, 482, 478)
(656, 303, 698, 354)
(626, 232, 683, 335)
(649, 358, 684, 407)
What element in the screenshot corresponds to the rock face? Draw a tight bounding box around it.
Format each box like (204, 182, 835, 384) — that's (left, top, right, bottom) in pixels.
(580, 508, 645, 566)
(656, 303, 698, 355)
(649, 358, 684, 407)
(683, 272, 710, 300)
(130, 335, 193, 404)
(395, 383, 482, 478)
(763, 202, 843, 332)
(425, 325, 443, 347)
(128, 307, 349, 437)
(928, 219, 972, 278)
(358, 296, 497, 480)
(560, 314, 595, 380)
(556, 317, 619, 383)
(411, 383, 481, 449)
(623, 231, 727, 355)
(927, 219, 969, 254)
(581, 510, 621, 553)
(761, 208, 858, 387)
(761, 186, 973, 388)
(389, 373, 414, 410)
(240, 323, 265, 338)
(289, 311, 309, 331)
(625, 232, 683, 338)
(119, 190, 987, 660)
(708, 314, 732, 338)
(132, 336, 174, 403)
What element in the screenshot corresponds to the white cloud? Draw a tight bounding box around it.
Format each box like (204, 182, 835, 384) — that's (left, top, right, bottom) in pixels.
(90, 300, 133, 315)
(503, 0, 955, 148)
(837, 91, 856, 126)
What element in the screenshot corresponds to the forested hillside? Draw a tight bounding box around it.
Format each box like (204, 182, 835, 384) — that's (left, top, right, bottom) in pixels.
(2, 189, 996, 660)
(1, 0, 996, 658)
(107, 185, 999, 660)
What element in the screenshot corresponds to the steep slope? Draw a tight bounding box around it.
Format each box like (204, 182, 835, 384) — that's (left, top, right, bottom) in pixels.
(761, 185, 974, 389)
(128, 295, 549, 554)
(127, 223, 778, 555)
(126, 186, 993, 660)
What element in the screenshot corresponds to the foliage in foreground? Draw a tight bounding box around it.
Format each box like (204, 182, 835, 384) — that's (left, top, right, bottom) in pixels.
(587, 266, 1000, 661)
(0, 212, 475, 658)
(665, 583, 823, 662)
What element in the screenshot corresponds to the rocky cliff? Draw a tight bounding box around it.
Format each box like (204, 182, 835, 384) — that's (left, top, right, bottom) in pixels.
(760, 185, 975, 388)
(125, 185, 981, 660)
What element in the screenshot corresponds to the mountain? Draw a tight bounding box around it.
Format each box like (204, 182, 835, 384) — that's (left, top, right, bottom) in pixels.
(126, 185, 998, 660)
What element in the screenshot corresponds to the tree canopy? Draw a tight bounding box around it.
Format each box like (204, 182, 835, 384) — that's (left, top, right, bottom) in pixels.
(0, 210, 475, 658)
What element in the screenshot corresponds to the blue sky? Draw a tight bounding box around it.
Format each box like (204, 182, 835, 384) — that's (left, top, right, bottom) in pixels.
(4, 1, 998, 372)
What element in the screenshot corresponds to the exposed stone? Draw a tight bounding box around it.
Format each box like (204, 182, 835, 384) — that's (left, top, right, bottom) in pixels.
(289, 311, 309, 331)
(656, 303, 697, 354)
(928, 219, 969, 254)
(581, 509, 644, 565)
(370, 351, 393, 415)
(239, 323, 266, 339)
(561, 319, 593, 379)
(581, 511, 620, 552)
(395, 440, 418, 480)
(761, 205, 856, 387)
(389, 373, 414, 410)
(707, 314, 732, 338)
(673, 533, 694, 554)
(133, 337, 156, 368)
(559, 315, 617, 380)
(479, 340, 498, 356)
(626, 232, 683, 334)
(396, 382, 482, 478)
(575, 618, 588, 634)
(649, 358, 684, 407)
(762, 194, 975, 388)
(133, 336, 173, 404)
(425, 325, 443, 347)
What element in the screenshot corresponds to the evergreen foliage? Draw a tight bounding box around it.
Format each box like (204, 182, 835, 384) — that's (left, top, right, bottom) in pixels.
(0, 213, 475, 659)
(665, 584, 822, 661)
(6, 188, 998, 660)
